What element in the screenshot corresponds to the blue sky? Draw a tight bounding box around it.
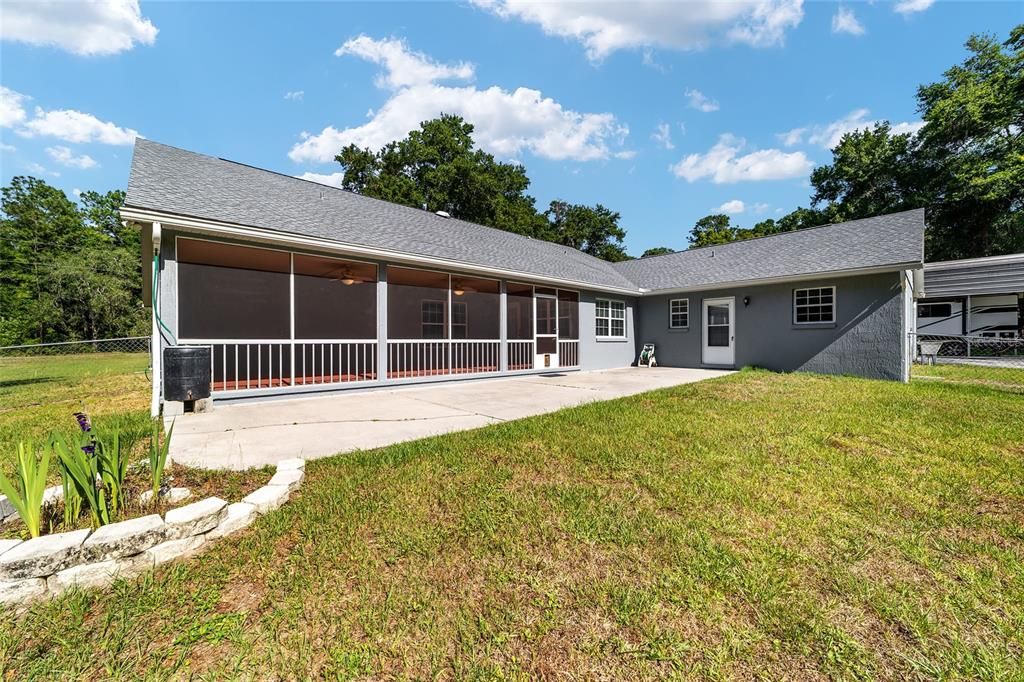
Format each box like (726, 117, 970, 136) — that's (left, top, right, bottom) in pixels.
(1, 1, 1021, 255)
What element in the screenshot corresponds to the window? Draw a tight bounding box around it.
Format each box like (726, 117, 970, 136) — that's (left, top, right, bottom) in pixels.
(793, 286, 836, 324)
(918, 303, 953, 318)
(451, 301, 468, 339)
(421, 300, 446, 339)
(669, 298, 689, 329)
(596, 299, 626, 338)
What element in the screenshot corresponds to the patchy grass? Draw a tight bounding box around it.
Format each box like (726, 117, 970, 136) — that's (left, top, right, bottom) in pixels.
(0, 353, 151, 479)
(1, 369, 1023, 679)
(912, 361, 1024, 393)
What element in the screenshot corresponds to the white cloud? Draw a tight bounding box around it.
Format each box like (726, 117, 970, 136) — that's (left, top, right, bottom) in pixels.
(777, 126, 806, 146)
(470, 0, 803, 61)
(1, 86, 29, 127)
(651, 122, 674, 149)
(25, 161, 59, 177)
(0, 142, 15, 153)
(72, 188, 82, 197)
(1, 0, 157, 56)
(670, 134, 813, 183)
(894, 0, 935, 15)
(336, 35, 474, 89)
(685, 88, 719, 113)
(19, 107, 139, 145)
(752, 202, 770, 213)
(298, 171, 346, 188)
(805, 108, 923, 149)
(46, 145, 97, 169)
(832, 7, 865, 36)
(284, 90, 304, 101)
(290, 36, 629, 164)
(715, 199, 746, 214)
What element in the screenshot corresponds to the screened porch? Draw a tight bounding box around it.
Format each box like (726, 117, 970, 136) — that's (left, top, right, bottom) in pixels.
(173, 237, 580, 395)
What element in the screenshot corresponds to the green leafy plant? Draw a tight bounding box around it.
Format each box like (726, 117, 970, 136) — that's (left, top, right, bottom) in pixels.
(149, 420, 173, 503)
(57, 455, 83, 528)
(96, 431, 129, 514)
(0, 442, 51, 538)
(54, 436, 109, 528)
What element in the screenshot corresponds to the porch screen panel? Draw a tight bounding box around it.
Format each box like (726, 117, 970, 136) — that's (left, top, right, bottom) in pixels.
(451, 276, 500, 339)
(177, 239, 289, 339)
(506, 283, 533, 340)
(557, 290, 579, 339)
(387, 267, 449, 339)
(293, 255, 376, 339)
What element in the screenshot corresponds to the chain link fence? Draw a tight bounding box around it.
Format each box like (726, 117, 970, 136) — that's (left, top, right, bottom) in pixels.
(910, 333, 1024, 393)
(0, 336, 151, 358)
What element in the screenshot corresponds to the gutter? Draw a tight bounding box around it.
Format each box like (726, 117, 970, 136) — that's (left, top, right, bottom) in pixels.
(120, 206, 643, 297)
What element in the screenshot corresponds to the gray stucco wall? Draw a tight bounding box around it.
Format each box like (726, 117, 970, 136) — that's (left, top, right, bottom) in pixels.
(636, 271, 908, 380)
(578, 291, 638, 370)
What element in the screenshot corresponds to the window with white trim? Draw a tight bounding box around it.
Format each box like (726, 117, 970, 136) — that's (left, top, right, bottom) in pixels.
(669, 298, 689, 329)
(793, 286, 836, 324)
(451, 301, 468, 339)
(596, 299, 626, 338)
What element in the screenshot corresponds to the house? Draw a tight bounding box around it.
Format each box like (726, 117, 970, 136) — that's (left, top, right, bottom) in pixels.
(916, 253, 1024, 338)
(121, 140, 925, 416)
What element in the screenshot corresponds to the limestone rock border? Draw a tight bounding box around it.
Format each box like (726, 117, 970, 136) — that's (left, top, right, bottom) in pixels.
(0, 459, 305, 607)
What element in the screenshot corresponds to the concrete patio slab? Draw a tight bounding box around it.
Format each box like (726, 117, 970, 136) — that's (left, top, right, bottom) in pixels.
(169, 367, 730, 470)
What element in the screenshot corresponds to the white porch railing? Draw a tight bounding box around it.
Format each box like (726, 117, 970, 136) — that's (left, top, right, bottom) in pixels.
(559, 340, 580, 367)
(184, 340, 378, 393)
(387, 339, 500, 379)
(507, 340, 534, 371)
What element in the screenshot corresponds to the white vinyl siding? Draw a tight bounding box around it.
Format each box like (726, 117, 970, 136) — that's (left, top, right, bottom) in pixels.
(669, 298, 689, 329)
(596, 299, 626, 338)
(793, 286, 836, 324)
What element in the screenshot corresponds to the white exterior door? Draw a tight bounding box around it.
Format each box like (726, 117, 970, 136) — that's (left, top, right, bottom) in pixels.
(702, 297, 735, 366)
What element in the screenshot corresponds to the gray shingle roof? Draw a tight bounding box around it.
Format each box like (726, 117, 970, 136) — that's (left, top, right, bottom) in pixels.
(613, 209, 925, 292)
(125, 140, 924, 295)
(125, 140, 639, 292)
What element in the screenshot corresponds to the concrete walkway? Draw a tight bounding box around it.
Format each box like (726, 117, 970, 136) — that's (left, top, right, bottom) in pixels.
(169, 367, 731, 470)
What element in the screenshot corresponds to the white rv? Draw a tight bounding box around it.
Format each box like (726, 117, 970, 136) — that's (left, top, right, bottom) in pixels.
(918, 253, 1024, 339)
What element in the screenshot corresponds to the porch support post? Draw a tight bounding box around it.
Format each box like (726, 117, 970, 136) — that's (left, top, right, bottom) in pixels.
(499, 280, 508, 373)
(150, 221, 162, 417)
(377, 262, 388, 381)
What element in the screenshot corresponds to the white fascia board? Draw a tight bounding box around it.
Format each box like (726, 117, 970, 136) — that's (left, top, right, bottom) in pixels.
(640, 262, 922, 297)
(120, 207, 642, 296)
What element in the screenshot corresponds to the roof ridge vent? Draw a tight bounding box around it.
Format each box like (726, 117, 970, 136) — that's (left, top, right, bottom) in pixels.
(435, 210, 451, 219)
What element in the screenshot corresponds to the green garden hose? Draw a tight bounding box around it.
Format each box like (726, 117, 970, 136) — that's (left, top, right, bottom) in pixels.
(152, 253, 177, 345)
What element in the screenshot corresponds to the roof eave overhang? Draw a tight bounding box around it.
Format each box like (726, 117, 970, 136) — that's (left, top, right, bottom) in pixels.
(120, 206, 643, 296)
(638, 262, 923, 297)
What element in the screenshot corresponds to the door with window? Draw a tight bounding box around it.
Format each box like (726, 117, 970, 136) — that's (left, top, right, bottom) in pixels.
(702, 297, 735, 366)
(534, 289, 558, 369)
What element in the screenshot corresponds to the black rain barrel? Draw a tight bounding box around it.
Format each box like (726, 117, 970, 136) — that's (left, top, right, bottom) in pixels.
(164, 346, 212, 401)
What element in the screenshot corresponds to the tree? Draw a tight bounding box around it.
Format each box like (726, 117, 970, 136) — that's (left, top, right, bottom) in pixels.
(913, 25, 1024, 259)
(810, 26, 1022, 260)
(688, 214, 737, 247)
(543, 201, 629, 262)
(0, 178, 146, 345)
(810, 124, 924, 221)
(333, 114, 631, 259)
(640, 247, 675, 258)
(335, 114, 546, 237)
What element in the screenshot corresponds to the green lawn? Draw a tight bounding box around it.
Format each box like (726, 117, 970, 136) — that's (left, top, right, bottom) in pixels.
(0, 353, 151, 480)
(2, 369, 1023, 679)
